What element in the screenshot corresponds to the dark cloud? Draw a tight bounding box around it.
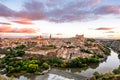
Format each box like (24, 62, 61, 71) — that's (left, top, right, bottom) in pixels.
(105, 31, 115, 33)
(0, 0, 120, 22)
(94, 5, 120, 15)
(45, 0, 102, 22)
(95, 27, 113, 30)
(17, 0, 46, 20)
(0, 22, 11, 25)
(0, 3, 15, 17)
(0, 26, 37, 33)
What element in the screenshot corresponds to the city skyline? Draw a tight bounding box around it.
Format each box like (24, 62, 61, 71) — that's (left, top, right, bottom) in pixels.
(0, 0, 120, 39)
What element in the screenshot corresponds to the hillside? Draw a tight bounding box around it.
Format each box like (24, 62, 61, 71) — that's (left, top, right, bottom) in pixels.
(0, 38, 111, 77)
(0, 38, 111, 60)
(100, 40, 120, 53)
(24, 38, 110, 60)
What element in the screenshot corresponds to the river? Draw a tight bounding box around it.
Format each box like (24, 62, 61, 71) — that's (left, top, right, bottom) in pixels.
(3, 50, 120, 80)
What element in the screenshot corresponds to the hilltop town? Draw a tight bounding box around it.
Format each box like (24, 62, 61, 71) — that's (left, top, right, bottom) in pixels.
(0, 34, 110, 60)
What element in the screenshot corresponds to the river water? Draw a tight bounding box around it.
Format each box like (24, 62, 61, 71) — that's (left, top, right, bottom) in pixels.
(3, 50, 120, 80)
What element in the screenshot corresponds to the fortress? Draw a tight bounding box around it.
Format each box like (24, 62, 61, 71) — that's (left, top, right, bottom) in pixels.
(75, 34, 84, 39)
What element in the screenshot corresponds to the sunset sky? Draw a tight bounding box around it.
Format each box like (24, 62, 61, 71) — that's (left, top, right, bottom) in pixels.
(0, 0, 120, 39)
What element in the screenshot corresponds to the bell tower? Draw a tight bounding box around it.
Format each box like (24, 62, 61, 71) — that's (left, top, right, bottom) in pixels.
(50, 34, 51, 39)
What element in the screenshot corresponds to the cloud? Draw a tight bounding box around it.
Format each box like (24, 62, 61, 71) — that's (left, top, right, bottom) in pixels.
(95, 27, 113, 30)
(56, 33, 63, 35)
(90, 0, 101, 6)
(17, 0, 46, 20)
(0, 26, 37, 33)
(42, 33, 49, 35)
(0, 0, 102, 22)
(0, 0, 120, 23)
(45, 0, 101, 22)
(105, 31, 115, 33)
(12, 19, 33, 25)
(0, 22, 11, 25)
(107, 35, 114, 37)
(0, 3, 15, 17)
(0, 26, 15, 32)
(94, 5, 120, 15)
(19, 28, 36, 33)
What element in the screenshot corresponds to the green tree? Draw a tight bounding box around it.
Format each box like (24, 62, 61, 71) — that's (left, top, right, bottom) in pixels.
(93, 71, 100, 79)
(118, 54, 120, 59)
(88, 57, 99, 63)
(47, 57, 63, 67)
(41, 62, 49, 70)
(67, 58, 83, 68)
(15, 45, 26, 49)
(27, 64, 39, 73)
(6, 66, 15, 73)
(113, 66, 120, 74)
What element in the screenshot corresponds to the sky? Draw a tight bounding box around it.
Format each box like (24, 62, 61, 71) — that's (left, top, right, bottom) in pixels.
(0, 0, 120, 39)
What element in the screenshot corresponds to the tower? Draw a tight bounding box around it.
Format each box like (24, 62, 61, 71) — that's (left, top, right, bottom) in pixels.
(50, 34, 51, 39)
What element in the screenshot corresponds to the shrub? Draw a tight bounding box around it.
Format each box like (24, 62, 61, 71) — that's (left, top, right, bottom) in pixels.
(88, 56, 99, 63)
(15, 45, 26, 50)
(27, 64, 39, 73)
(84, 42, 91, 46)
(47, 57, 63, 67)
(41, 62, 49, 70)
(93, 71, 100, 78)
(113, 66, 120, 74)
(61, 62, 67, 68)
(88, 38, 95, 42)
(80, 49, 91, 54)
(97, 54, 104, 58)
(118, 54, 120, 59)
(67, 58, 86, 68)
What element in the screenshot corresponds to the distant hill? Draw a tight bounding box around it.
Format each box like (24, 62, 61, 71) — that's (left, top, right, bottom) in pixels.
(100, 40, 120, 53)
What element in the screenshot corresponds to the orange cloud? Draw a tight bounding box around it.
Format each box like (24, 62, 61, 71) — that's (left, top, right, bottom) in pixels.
(12, 19, 33, 25)
(0, 26, 15, 32)
(96, 27, 113, 30)
(0, 26, 36, 33)
(19, 28, 36, 33)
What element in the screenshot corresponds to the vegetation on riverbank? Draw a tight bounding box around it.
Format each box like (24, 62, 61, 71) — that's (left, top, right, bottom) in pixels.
(118, 54, 120, 59)
(88, 65, 120, 80)
(0, 45, 50, 76)
(66, 55, 99, 68)
(0, 45, 106, 77)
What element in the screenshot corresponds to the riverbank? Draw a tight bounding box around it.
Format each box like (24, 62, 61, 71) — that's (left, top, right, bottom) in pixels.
(66, 50, 120, 77)
(3, 49, 118, 80)
(14, 69, 87, 80)
(0, 68, 87, 80)
(0, 45, 118, 80)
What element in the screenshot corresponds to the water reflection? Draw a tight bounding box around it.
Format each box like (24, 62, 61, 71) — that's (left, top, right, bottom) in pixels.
(47, 74, 74, 80)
